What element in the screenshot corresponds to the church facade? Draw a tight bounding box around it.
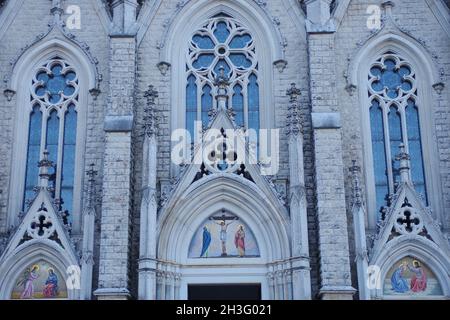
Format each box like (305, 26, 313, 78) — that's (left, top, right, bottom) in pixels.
(0, 0, 449, 300)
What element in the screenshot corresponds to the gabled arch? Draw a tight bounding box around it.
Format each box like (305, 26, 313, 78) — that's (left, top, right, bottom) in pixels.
(370, 237, 450, 299)
(157, 174, 291, 264)
(351, 32, 444, 228)
(0, 241, 80, 300)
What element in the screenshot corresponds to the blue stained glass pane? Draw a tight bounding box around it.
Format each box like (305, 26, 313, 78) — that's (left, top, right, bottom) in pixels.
(229, 34, 252, 48)
(47, 76, 66, 95)
(382, 70, 402, 90)
(374, 60, 412, 98)
(36, 87, 46, 97)
(23, 105, 42, 210)
(371, 81, 383, 92)
(248, 74, 259, 131)
(64, 85, 75, 96)
(370, 101, 388, 218)
(384, 59, 396, 70)
(375, 185, 389, 220)
(60, 188, 73, 221)
(387, 89, 398, 99)
(213, 59, 231, 77)
(37, 72, 49, 82)
(186, 112, 196, 142)
(51, 65, 62, 76)
(213, 21, 230, 43)
(192, 54, 215, 69)
(399, 66, 411, 77)
(370, 67, 382, 77)
(186, 75, 197, 138)
(201, 85, 212, 126)
(401, 81, 412, 92)
(46, 110, 59, 190)
(388, 107, 403, 185)
(65, 71, 76, 81)
(192, 35, 215, 49)
(232, 84, 244, 127)
(61, 106, 77, 217)
(229, 53, 252, 69)
(186, 75, 197, 111)
(406, 101, 428, 204)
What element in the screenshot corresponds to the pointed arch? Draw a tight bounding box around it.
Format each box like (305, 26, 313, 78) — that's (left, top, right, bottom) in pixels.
(370, 237, 450, 299)
(351, 32, 444, 229)
(0, 241, 79, 299)
(158, 174, 291, 263)
(7, 36, 98, 233)
(159, 0, 285, 64)
(164, 0, 282, 160)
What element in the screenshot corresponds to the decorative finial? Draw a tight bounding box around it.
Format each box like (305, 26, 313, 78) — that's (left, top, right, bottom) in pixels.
(214, 66, 230, 111)
(143, 85, 159, 137)
(286, 83, 301, 102)
(86, 163, 98, 212)
(38, 150, 54, 188)
(349, 160, 363, 206)
(286, 83, 302, 136)
(50, 0, 64, 24)
(381, 1, 395, 20)
(395, 143, 411, 184)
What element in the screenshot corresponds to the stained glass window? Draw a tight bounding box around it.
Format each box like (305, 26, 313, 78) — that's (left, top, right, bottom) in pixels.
(186, 16, 259, 135)
(368, 53, 428, 219)
(24, 58, 79, 219)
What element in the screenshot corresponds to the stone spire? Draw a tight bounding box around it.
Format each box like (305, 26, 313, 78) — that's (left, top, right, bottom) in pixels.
(286, 83, 302, 136)
(214, 66, 230, 111)
(143, 85, 159, 137)
(50, 0, 64, 24)
(86, 163, 98, 211)
(349, 160, 363, 207)
(38, 150, 54, 189)
(395, 143, 411, 185)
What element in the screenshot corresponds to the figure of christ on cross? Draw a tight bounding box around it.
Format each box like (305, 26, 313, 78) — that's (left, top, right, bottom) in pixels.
(210, 213, 239, 257)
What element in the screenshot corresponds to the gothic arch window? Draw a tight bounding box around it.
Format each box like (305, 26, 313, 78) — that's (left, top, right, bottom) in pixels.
(368, 52, 427, 220)
(185, 15, 260, 137)
(23, 58, 79, 219)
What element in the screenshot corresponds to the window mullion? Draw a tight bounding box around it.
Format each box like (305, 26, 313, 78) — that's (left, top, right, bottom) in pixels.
(196, 78, 202, 122)
(243, 79, 249, 129)
(55, 106, 66, 201)
(399, 102, 412, 184)
(399, 102, 409, 153)
(39, 108, 49, 161)
(382, 101, 395, 194)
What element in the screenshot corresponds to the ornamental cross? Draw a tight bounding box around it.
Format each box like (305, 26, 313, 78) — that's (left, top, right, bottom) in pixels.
(397, 211, 420, 233)
(31, 215, 53, 237)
